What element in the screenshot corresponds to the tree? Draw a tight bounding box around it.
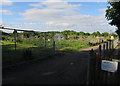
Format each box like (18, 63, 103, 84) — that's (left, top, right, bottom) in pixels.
(91, 31, 101, 36)
(85, 33, 90, 36)
(111, 33, 117, 37)
(96, 31, 101, 36)
(79, 32, 85, 35)
(105, 1, 120, 38)
(76, 32, 80, 36)
(101, 32, 109, 37)
(92, 32, 97, 36)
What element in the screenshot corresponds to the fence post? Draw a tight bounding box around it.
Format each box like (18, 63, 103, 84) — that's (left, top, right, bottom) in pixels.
(14, 29, 17, 51)
(45, 32, 46, 48)
(93, 36, 95, 42)
(109, 40, 111, 50)
(103, 44, 105, 57)
(112, 40, 114, 49)
(106, 42, 108, 56)
(109, 40, 111, 53)
(52, 32, 54, 44)
(84, 36, 85, 41)
(81, 35, 82, 40)
(75, 33, 77, 40)
(99, 44, 101, 57)
(53, 41, 56, 55)
(72, 33, 73, 40)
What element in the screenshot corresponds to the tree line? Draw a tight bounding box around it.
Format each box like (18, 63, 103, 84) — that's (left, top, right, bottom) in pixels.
(1, 30, 117, 41)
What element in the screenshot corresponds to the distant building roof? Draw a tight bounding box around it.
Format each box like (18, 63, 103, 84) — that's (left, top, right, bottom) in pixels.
(54, 34, 64, 37)
(54, 34, 64, 41)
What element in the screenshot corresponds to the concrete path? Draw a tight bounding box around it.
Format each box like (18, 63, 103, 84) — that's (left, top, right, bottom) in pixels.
(3, 46, 99, 85)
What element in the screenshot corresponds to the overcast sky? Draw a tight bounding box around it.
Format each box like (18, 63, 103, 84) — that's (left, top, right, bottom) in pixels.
(0, 0, 117, 33)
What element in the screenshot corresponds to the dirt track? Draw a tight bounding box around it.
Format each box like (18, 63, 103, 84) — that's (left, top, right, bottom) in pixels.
(3, 46, 99, 85)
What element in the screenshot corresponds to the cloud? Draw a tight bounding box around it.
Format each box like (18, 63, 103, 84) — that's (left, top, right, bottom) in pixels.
(16, 2, 116, 33)
(29, 1, 81, 9)
(19, 8, 65, 21)
(0, 0, 110, 2)
(20, 2, 81, 21)
(1, 0, 13, 6)
(0, 10, 13, 15)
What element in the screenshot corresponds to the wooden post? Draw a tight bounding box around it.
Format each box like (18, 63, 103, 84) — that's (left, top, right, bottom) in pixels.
(80, 35, 81, 40)
(103, 44, 105, 57)
(52, 32, 55, 49)
(94, 35, 95, 43)
(109, 41, 111, 50)
(106, 42, 108, 56)
(99, 44, 101, 57)
(74, 33, 75, 40)
(109, 41, 111, 53)
(72, 33, 73, 40)
(84, 36, 85, 41)
(99, 36, 100, 44)
(14, 29, 16, 51)
(75, 33, 77, 40)
(70, 33, 71, 41)
(97, 37, 99, 43)
(66, 34, 68, 42)
(53, 41, 56, 55)
(112, 40, 114, 49)
(67, 32, 68, 40)
(45, 32, 46, 48)
(81, 35, 82, 40)
(70, 33, 72, 40)
(92, 35, 94, 42)
(65, 34, 67, 40)
(53, 32, 54, 43)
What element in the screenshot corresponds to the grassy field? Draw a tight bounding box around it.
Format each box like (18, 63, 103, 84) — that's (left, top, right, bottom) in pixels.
(1, 30, 118, 67)
(2, 39, 92, 66)
(2, 34, 114, 66)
